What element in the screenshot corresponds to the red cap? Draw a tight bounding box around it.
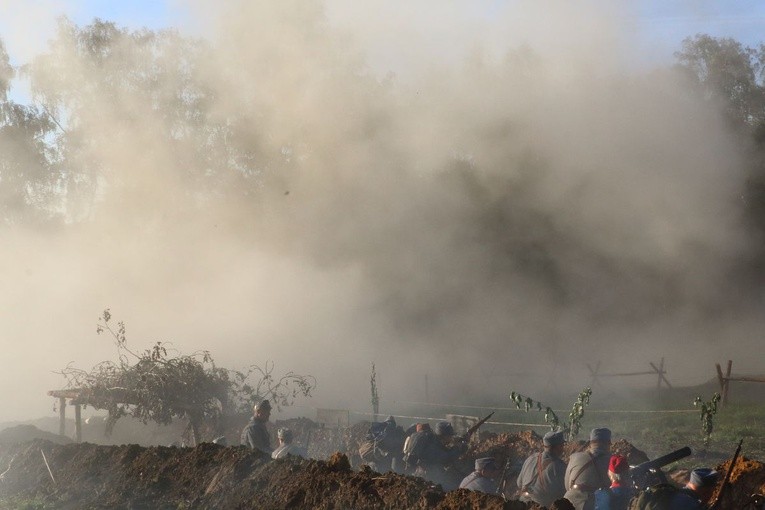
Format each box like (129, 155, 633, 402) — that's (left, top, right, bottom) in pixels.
(609, 455, 629, 474)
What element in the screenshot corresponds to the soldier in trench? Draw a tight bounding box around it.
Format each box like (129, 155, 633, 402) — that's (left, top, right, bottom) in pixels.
(240, 399, 272, 454)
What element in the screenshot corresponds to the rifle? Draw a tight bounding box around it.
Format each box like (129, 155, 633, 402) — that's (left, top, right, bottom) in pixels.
(496, 456, 513, 499)
(708, 439, 743, 510)
(461, 412, 495, 442)
(630, 446, 692, 490)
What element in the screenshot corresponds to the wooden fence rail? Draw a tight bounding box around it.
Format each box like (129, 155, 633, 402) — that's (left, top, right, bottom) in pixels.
(587, 358, 672, 389)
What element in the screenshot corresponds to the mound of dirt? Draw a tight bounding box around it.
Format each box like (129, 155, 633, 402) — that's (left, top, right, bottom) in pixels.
(0, 425, 72, 445)
(712, 455, 765, 509)
(0, 440, 534, 509)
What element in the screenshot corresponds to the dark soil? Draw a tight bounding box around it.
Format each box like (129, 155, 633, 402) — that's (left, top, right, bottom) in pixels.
(2, 427, 748, 510)
(0, 440, 531, 509)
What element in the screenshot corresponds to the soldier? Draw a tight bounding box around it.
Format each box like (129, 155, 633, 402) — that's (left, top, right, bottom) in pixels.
(460, 457, 500, 493)
(240, 399, 272, 454)
(564, 427, 612, 510)
(670, 468, 719, 510)
(271, 427, 307, 459)
(517, 430, 567, 508)
(358, 416, 406, 473)
(403, 421, 468, 490)
(594, 455, 634, 510)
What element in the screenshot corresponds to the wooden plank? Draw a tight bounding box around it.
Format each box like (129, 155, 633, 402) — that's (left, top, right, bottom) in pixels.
(48, 389, 83, 399)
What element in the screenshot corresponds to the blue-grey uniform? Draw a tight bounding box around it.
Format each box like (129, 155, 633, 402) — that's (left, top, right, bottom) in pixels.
(594, 486, 634, 510)
(460, 471, 496, 493)
(405, 421, 467, 490)
(272, 443, 307, 459)
(564, 428, 612, 510)
(668, 469, 719, 510)
(241, 418, 271, 454)
(517, 431, 567, 508)
(459, 457, 498, 494)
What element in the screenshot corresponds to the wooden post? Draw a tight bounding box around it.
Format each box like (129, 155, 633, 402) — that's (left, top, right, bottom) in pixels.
(424, 374, 429, 404)
(716, 363, 726, 406)
(657, 358, 665, 388)
(58, 397, 66, 437)
(586, 361, 602, 387)
(74, 404, 82, 443)
(648, 360, 672, 389)
(724, 360, 732, 405)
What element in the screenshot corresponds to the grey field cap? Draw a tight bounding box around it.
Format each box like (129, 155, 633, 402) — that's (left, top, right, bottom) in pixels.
(475, 457, 497, 471)
(544, 431, 565, 446)
(689, 468, 719, 487)
(590, 428, 611, 442)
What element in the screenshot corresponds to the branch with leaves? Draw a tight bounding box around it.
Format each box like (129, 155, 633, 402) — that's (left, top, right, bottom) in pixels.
(56, 309, 317, 444)
(693, 392, 721, 448)
(510, 387, 592, 440)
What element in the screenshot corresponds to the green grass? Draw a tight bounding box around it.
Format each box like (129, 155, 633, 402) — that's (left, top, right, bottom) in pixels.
(0, 496, 59, 510)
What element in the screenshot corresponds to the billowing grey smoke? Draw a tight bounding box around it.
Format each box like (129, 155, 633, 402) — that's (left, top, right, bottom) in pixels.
(0, 0, 758, 420)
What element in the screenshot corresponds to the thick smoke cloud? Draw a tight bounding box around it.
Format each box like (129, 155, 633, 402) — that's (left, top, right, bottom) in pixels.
(0, 0, 759, 421)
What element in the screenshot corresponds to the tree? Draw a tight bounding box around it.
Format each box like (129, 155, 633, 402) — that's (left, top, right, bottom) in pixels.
(0, 39, 60, 225)
(57, 310, 317, 445)
(675, 34, 765, 128)
(23, 18, 278, 220)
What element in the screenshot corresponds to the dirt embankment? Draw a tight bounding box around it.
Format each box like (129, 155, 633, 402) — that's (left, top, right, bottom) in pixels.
(0, 440, 533, 509)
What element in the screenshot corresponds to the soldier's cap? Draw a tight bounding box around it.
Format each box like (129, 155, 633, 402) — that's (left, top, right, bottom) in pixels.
(434, 421, 454, 436)
(384, 415, 396, 425)
(689, 468, 719, 488)
(475, 457, 497, 471)
(543, 431, 565, 447)
(590, 427, 611, 443)
(277, 427, 293, 441)
(254, 399, 272, 412)
(608, 455, 629, 474)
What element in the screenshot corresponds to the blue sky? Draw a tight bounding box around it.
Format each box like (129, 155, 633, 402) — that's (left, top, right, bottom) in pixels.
(1, 1, 765, 69)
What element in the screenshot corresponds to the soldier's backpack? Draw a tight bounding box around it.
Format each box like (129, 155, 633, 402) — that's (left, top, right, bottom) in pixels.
(628, 484, 680, 510)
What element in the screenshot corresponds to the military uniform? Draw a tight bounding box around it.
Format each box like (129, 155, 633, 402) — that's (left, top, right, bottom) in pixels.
(594, 486, 634, 510)
(404, 428, 467, 490)
(517, 450, 567, 507)
(459, 471, 496, 493)
(272, 443, 307, 459)
(564, 450, 611, 510)
(240, 417, 271, 454)
(359, 419, 406, 473)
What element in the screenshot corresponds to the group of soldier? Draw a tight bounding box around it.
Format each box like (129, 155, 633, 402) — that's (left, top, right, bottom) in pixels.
(240, 399, 308, 460)
(514, 427, 720, 510)
(238, 402, 722, 510)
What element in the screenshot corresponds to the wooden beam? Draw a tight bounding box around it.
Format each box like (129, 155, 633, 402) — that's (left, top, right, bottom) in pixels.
(48, 389, 83, 399)
(726, 376, 765, 383)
